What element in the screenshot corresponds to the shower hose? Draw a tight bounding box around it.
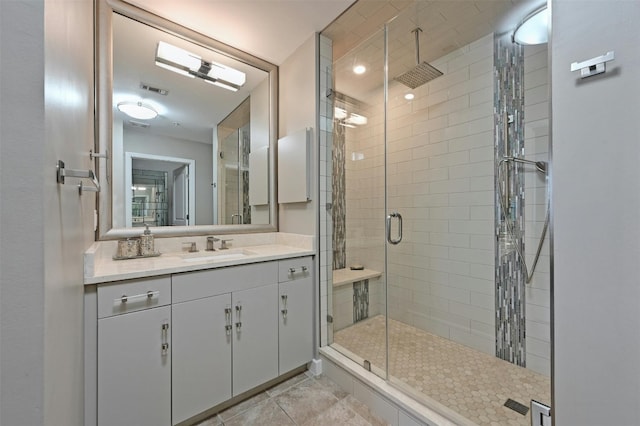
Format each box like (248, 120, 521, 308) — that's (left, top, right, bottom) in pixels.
(497, 161, 550, 284)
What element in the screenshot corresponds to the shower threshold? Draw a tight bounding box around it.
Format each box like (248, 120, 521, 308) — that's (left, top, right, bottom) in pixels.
(330, 315, 550, 426)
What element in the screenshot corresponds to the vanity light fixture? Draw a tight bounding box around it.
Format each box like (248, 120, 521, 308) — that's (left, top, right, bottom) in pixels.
(344, 113, 367, 126)
(155, 41, 246, 91)
(334, 107, 347, 120)
(512, 6, 549, 46)
(117, 101, 158, 120)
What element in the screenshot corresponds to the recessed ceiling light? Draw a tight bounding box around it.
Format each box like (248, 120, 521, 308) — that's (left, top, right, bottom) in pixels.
(353, 65, 366, 75)
(117, 101, 158, 120)
(404, 93, 415, 100)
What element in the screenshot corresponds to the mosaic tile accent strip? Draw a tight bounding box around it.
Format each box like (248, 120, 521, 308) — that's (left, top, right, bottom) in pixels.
(332, 123, 346, 270)
(241, 126, 251, 224)
(352, 279, 369, 323)
(334, 315, 550, 426)
(494, 33, 526, 367)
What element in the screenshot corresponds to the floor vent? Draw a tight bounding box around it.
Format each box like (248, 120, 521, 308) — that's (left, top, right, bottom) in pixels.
(504, 398, 529, 415)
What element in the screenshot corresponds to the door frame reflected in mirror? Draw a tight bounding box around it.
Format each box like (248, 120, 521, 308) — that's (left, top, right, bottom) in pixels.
(125, 152, 196, 227)
(95, 0, 278, 240)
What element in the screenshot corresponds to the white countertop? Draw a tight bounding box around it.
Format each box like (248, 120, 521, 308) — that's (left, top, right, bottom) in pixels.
(85, 233, 315, 285)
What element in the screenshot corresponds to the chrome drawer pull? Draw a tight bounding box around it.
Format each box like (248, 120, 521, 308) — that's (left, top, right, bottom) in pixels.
(115, 290, 159, 304)
(288, 266, 309, 275)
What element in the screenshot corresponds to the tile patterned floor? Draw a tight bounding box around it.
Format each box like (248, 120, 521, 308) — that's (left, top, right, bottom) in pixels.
(334, 315, 551, 426)
(194, 372, 389, 426)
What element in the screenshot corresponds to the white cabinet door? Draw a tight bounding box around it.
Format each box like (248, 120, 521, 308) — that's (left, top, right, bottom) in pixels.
(171, 294, 232, 425)
(279, 276, 314, 373)
(232, 284, 278, 396)
(98, 306, 171, 426)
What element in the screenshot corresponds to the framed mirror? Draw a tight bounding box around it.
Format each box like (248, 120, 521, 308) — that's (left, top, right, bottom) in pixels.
(96, 0, 278, 239)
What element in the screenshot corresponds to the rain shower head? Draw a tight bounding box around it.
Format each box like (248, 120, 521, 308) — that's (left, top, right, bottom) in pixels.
(394, 28, 443, 89)
(502, 156, 548, 175)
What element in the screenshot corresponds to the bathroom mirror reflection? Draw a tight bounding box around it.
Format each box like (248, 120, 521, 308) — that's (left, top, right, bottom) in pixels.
(96, 0, 278, 239)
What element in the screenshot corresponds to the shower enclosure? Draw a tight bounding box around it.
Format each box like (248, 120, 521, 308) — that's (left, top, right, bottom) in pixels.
(319, 1, 551, 425)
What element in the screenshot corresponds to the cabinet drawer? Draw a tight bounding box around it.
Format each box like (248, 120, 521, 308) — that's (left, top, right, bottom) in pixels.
(278, 256, 313, 283)
(172, 261, 278, 303)
(97, 276, 171, 319)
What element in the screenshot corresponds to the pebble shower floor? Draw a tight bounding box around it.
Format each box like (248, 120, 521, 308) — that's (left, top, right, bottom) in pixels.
(334, 315, 550, 426)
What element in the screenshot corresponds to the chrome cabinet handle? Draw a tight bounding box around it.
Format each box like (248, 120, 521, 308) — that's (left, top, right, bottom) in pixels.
(288, 266, 308, 275)
(386, 212, 403, 245)
(235, 304, 242, 331)
(225, 307, 232, 336)
(281, 294, 288, 319)
(115, 290, 159, 304)
(161, 320, 169, 356)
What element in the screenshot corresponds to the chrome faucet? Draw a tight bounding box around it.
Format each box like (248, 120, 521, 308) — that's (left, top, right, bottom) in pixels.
(219, 238, 233, 250)
(182, 242, 198, 253)
(206, 236, 220, 251)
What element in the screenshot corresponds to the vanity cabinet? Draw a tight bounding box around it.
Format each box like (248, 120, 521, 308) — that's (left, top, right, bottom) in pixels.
(170, 261, 279, 425)
(96, 276, 172, 426)
(90, 256, 313, 426)
(171, 294, 232, 425)
(231, 283, 279, 395)
(278, 257, 314, 373)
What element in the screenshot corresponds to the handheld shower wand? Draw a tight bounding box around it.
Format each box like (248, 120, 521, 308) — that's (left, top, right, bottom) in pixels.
(497, 155, 550, 283)
(501, 156, 548, 175)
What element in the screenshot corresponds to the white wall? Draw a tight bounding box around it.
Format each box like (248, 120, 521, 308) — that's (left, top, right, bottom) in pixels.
(124, 128, 213, 225)
(0, 1, 46, 424)
(1, 0, 94, 424)
(552, 0, 640, 424)
(278, 34, 317, 236)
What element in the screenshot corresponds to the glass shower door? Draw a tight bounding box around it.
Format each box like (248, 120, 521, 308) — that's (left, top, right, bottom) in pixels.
(219, 123, 250, 225)
(323, 1, 551, 424)
(328, 27, 389, 381)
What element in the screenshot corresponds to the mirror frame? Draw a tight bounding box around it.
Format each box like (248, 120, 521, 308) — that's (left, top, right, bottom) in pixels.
(95, 0, 278, 240)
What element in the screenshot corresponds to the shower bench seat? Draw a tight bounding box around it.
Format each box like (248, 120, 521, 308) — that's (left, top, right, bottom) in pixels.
(332, 268, 381, 288)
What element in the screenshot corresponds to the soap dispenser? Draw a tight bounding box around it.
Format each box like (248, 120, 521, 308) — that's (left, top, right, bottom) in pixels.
(140, 223, 155, 256)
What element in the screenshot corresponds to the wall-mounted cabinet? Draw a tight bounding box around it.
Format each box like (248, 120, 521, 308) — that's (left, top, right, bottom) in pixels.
(277, 128, 312, 203)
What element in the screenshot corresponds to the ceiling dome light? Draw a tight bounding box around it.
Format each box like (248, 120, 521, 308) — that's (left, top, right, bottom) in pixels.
(513, 6, 549, 46)
(117, 101, 158, 120)
(404, 93, 415, 100)
(353, 64, 366, 75)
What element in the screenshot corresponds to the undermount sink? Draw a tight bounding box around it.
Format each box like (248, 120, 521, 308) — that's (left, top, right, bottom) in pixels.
(180, 249, 257, 263)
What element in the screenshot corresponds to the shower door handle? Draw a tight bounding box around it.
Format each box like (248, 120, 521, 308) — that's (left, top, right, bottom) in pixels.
(386, 212, 403, 245)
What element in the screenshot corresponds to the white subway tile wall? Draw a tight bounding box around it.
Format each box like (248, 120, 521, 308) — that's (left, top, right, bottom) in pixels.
(522, 43, 550, 376)
(343, 33, 497, 355)
(321, 33, 550, 374)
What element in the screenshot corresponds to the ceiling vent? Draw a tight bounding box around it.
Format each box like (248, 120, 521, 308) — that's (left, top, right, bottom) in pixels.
(129, 120, 150, 129)
(140, 82, 168, 96)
